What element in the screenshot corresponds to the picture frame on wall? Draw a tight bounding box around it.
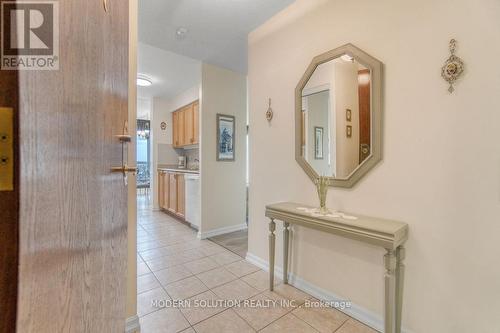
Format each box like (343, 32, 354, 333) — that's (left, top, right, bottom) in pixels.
(346, 125, 352, 138)
(314, 126, 323, 159)
(217, 114, 235, 161)
(346, 109, 352, 122)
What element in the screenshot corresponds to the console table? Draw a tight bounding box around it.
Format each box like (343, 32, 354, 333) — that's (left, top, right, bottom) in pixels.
(266, 202, 409, 333)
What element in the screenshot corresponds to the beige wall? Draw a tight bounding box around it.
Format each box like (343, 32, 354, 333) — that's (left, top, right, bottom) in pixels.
(248, 1, 500, 332)
(200, 63, 247, 237)
(127, 0, 138, 322)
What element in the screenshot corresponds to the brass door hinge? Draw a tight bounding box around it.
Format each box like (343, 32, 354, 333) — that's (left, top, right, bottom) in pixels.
(0, 107, 13, 191)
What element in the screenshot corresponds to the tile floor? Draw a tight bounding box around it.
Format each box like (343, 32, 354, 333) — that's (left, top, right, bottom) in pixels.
(209, 229, 249, 258)
(136, 194, 377, 333)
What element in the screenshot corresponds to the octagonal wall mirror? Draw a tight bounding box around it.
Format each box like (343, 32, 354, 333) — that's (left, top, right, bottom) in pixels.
(295, 44, 383, 188)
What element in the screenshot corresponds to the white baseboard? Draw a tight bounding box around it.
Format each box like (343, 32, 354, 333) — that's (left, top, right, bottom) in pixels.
(197, 223, 247, 240)
(245, 252, 412, 333)
(125, 315, 140, 333)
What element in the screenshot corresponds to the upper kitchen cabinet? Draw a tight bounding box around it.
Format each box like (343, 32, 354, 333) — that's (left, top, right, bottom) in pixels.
(173, 100, 199, 148)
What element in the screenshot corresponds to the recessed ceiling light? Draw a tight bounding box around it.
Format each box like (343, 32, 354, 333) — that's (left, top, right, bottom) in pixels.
(137, 75, 152, 87)
(176, 27, 188, 39)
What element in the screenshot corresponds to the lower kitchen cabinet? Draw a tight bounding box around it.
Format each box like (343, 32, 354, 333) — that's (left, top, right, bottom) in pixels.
(158, 170, 185, 219)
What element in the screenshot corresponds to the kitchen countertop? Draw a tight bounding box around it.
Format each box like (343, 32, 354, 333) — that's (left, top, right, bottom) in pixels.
(157, 164, 200, 174)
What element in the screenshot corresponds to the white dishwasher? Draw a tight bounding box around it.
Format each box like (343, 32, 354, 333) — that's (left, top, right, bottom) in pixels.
(184, 173, 200, 229)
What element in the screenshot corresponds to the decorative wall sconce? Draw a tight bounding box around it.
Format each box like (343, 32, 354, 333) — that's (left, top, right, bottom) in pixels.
(441, 39, 465, 93)
(266, 98, 274, 122)
(160, 122, 167, 131)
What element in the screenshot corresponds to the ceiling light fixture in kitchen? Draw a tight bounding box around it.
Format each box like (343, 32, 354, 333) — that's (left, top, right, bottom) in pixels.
(137, 75, 152, 87)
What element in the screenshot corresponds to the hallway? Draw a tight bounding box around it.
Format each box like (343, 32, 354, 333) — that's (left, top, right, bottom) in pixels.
(136, 195, 376, 333)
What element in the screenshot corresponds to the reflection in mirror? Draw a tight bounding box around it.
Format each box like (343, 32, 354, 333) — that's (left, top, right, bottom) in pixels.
(301, 55, 371, 180)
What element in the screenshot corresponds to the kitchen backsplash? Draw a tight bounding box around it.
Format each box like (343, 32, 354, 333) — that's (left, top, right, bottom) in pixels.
(184, 148, 199, 169)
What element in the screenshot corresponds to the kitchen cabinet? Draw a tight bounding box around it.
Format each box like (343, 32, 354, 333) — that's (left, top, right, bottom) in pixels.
(158, 171, 169, 210)
(172, 100, 199, 148)
(159, 170, 186, 219)
(176, 174, 185, 217)
(168, 173, 177, 213)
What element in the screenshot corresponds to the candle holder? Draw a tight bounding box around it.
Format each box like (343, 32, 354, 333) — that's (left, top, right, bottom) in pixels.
(315, 176, 330, 215)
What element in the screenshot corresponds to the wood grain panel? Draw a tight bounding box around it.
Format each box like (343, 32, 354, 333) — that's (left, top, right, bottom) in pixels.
(176, 174, 185, 217)
(358, 69, 371, 163)
(169, 172, 177, 212)
(17, 0, 129, 332)
(158, 171, 165, 208)
(173, 111, 179, 147)
(0, 0, 20, 330)
(184, 104, 194, 145)
(193, 101, 199, 145)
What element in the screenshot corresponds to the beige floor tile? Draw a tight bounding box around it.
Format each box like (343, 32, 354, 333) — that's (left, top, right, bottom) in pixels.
(199, 243, 227, 256)
(192, 309, 254, 333)
(241, 270, 282, 292)
(179, 248, 207, 262)
(233, 290, 295, 330)
(179, 329, 195, 333)
(335, 319, 378, 333)
(180, 290, 227, 325)
(184, 257, 220, 275)
(209, 229, 248, 258)
(164, 276, 208, 300)
(139, 308, 190, 333)
(196, 267, 238, 289)
(137, 255, 145, 264)
(138, 262, 152, 277)
(212, 279, 259, 301)
(137, 287, 170, 317)
(292, 301, 348, 333)
(146, 255, 186, 272)
(224, 260, 260, 277)
(138, 240, 169, 252)
(138, 273, 161, 294)
(140, 247, 170, 261)
(154, 265, 193, 286)
(260, 313, 319, 333)
(271, 284, 311, 306)
(209, 251, 243, 265)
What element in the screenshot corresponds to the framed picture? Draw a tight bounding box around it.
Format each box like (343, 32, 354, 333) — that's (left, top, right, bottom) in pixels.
(346, 109, 352, 122)
(314, 126, 324, 159)
(217, 114, 235, 161)
(346, 125, 352, 138)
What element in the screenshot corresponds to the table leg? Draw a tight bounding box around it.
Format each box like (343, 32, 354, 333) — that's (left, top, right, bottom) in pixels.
(395, 246, 406, 333)
(384, 249, 396, 333)
(283, 222, 290, 284)
(269, 219, 276, 291)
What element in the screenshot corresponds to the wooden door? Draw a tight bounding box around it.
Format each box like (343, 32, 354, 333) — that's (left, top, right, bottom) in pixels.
(166, 172, 170, 209)
(0, 1, 19, 330)
(12, 1, 130, 332)
(159, 171, 165, 208)
(178, 109, 186, 146)
(158, 171, 169, 210)
(193, 101, 199, 145)
(169, 173, 177, 213)
(176, 174, 185, 217)
(173, 111, 179, 147)
(184, 104, 194, 145)
(358, 69, 371, 163)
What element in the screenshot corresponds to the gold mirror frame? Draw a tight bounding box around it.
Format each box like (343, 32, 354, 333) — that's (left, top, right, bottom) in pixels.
(295, 44, 383, 188)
